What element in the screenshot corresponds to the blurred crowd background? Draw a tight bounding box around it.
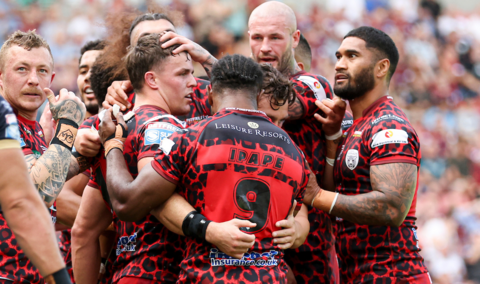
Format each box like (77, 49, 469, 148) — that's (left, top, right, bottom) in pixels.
(1, 0, 480, 283)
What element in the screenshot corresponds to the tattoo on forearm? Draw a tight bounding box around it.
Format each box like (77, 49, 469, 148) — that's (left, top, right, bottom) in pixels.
(288, 97, 304, 120)
(24, 154, 37, 170)
(201, 55, 217, 78)
(50, 99, 84, 125)
(66, 155, 79, 181)
(29, 145, 72, 205)
(332, 163, 417, 226)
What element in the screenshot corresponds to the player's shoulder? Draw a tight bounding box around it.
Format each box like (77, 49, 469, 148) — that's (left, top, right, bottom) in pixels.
(291, 71, 333, 100)
(367, 96, 412, 128)
(195, 77, 210, 88)
(0, 98, 21, 143)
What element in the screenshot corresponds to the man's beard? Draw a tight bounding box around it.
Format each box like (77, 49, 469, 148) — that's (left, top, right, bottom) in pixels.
(85, 101, 99, 115)
(334, 64, 376, 101)
(276, 47, 294, 75)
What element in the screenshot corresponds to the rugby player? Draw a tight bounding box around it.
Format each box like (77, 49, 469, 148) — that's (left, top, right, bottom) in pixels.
(294, 34, 312, 72)
(54, 39, 105, 283)
(99, 54, 309, 283)
(305, 26, 431, 283)
(0, 30, 85, 283)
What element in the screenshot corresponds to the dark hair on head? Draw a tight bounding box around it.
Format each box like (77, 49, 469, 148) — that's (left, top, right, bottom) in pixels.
(90, 52, 129, 104)
(125, 33, 182, 90)
(95, 4, 184, 90)
(295, 33, 312, 70)
(344, 26, 399, 82)
(210, 54, 264, 103)
(79, 40, 106, 64)
(260, 64, 295, 110)
(129, 13, 175, 40)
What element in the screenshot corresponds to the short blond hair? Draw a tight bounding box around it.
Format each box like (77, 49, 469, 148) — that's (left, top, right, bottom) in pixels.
(0, 30, 53, 70)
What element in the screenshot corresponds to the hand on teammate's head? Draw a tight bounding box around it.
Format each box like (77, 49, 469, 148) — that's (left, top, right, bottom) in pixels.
(159, 31, 212, 64)
(103, 80, 133, 111)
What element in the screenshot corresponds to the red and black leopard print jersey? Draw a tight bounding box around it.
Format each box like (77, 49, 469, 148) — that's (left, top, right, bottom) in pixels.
(333, 96, 429, 283)
(176, 78, 211, 127)
(282, 71, 340, 284)
(152, 108, 309, 284)
(89, 105, 186, 283)
(0, 113, 53, 283)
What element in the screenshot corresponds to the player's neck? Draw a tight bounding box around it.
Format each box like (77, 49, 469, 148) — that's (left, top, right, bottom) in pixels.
(134, 89, 170, 114)
(212, 93, 257, 114)
(349, 86, 387, 120)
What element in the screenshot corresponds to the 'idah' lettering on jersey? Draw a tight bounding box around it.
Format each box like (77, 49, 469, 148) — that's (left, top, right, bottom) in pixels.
(228, 147, 284, 170)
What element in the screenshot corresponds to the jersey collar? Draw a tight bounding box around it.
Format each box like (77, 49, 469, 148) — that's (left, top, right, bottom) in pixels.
(219, 107, 268, 119)
(362, 96, 393, 117)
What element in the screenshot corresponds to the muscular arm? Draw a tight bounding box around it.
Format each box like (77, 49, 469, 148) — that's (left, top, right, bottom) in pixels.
(56, 173, 89, 227)
(0, 147, 65, 277)
(106, 150, 176, 221)
(331, 163, 417, 227)
(200, 55, 217, 79)
(26, 144, 74, 207)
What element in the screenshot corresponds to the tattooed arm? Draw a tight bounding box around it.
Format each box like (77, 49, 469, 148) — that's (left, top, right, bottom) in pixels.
(287, 97, 305, 120)
(25, 88, 86, 207)
(159, 32, 217, 78)
(330, 163, 417, 227)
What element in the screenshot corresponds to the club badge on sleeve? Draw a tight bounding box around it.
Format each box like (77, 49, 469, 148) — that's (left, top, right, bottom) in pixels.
(144, 122, 181, 146)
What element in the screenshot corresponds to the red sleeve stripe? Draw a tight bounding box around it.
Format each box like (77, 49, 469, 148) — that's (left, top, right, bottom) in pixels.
(151, 160, 179, 185)
(371, 156, 417, 166)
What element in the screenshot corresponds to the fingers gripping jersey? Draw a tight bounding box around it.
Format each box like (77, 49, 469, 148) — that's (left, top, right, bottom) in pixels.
(152, 108, 309, 284)
(333, 96, 429, 283)
(0, 107, 51, 283)
(282, 71, 341, 284)
(90, 105, 186, 283)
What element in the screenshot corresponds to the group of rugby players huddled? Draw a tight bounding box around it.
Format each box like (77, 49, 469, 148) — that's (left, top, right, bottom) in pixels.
(0, 2, 431, 284)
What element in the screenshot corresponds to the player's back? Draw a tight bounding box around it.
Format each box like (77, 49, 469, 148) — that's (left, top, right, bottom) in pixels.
(153, 108, 308, 283)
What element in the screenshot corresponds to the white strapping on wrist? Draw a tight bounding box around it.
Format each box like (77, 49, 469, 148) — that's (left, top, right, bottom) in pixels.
(328, 193, 339, 214)
(326, 157, 335, 166)
(325, 129, 343, 140)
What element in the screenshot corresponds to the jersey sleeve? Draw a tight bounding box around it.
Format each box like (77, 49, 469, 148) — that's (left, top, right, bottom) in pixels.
(137, 119, 184, 161)
(294, 75, 334, 119)
(151, 128, 193, 185)
(194, 78, 211, 116)
(80, 115, 98, 129)
(0, 100, 21, 150)
(367, 116, 420, 166)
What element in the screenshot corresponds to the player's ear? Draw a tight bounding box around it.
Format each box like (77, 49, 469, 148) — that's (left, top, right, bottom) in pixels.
(144, 71, 159, 90)
(376, 58, 390, 80)
(297, 61, 305, 71)
(50, 71, 55, 85)
(207, 85, 213, 109)
(292, 30, 300, 49)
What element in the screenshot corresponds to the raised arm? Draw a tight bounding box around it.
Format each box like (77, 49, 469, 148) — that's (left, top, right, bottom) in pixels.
(98, 109, 176, 221)
(27, 88, 85, 207)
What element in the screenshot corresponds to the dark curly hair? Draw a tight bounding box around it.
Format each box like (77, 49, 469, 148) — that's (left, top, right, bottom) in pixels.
(260, 64, 295, 110)
(211, 54, 263, 103)
(79, 40, 105, 64)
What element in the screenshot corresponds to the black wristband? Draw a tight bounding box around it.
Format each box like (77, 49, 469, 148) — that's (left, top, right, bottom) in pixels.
(51, 267, 72, 284)
(182, 211, 212, 240)
(51, 118, 78, 151)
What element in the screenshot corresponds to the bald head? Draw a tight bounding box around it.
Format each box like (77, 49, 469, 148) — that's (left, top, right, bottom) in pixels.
(249, 1, 297, 33)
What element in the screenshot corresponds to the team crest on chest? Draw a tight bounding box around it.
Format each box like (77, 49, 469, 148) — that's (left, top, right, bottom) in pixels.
(345, 149, 359, 170)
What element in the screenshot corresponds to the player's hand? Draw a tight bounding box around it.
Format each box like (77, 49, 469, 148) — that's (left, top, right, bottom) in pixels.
(302, 165, 322, 207)
(98, 108, 128, 145)
(39, 102, 55, 144)
(103, 80, 133, 111)
(74, 129, 101, 157)
(205, 219, 256, 259)
(46, 88, 86, 126)
(273, 201, 297, 250)
(160, 32, 214, 64)
(314, 97, 346, 136)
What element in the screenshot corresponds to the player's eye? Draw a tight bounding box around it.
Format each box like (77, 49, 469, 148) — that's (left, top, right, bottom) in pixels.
(349, 54, 357, 58)
(17, 67, 26, 72)
(39, 69, 48, 73)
